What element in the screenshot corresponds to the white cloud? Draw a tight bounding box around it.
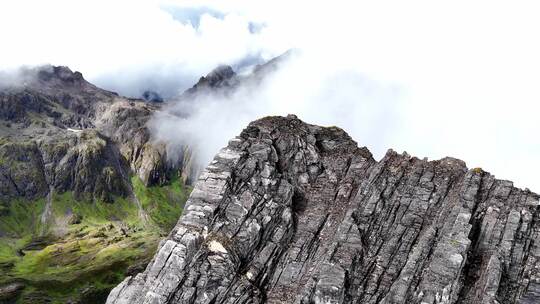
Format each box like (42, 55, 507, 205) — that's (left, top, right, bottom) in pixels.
(0, 0, 286, 96)
(1, 0, 539, 191)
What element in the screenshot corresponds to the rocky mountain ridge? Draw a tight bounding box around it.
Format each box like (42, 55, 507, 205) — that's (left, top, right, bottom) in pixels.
(180, 50, 293, 101)
(0, 65, 196, 203)
(108, 115, 540, 304)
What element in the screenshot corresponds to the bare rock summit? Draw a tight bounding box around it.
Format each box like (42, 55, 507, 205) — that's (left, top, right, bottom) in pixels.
(107, 115, 540, 304)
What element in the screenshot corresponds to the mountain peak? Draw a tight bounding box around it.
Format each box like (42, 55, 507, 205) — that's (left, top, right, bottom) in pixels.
(36, 65, 85, 84)
(185, 65, 237, 95)
(205, 65, 235, 83)
(107, 115, 540, 304)
(181, 52, 291, 99)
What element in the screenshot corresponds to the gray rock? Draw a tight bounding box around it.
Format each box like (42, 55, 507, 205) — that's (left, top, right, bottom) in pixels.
(0, 282, 25, 300)
(107, 115, 540, 304)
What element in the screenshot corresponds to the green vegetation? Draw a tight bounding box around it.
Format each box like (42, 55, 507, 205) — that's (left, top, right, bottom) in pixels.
(449, 239, 460, 247)
(0, 176, 191, 303)
(0, 198, 46, 238)
(131, 175, 190, 231)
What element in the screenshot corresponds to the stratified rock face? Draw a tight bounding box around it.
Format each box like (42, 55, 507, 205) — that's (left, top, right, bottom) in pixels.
(107, 115, 540, 304)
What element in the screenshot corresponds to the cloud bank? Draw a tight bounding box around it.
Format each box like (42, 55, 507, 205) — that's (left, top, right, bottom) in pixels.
(150, 52, 401, 169)
(0, 0, 286, 97)
(0, 0, 539, 191)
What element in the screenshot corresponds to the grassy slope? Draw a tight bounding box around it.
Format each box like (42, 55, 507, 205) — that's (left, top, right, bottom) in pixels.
(0, 176, 191, 304)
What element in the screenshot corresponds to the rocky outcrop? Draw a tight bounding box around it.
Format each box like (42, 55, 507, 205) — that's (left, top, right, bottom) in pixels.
(107, 115, 540, 304)
(0, 130, 129, 202)
(0, 282, 25, 300)
(0, 139, 49, 200)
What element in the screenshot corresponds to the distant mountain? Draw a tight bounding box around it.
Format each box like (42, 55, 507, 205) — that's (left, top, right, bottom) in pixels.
(0, 65, 196, 303)
(184, 65, 237, 95)
(0, 66, 197, 201)
(180, 50, 293, 100)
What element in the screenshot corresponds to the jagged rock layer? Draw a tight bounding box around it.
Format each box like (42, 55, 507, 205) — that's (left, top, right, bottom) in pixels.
(107, 115, 540, 304)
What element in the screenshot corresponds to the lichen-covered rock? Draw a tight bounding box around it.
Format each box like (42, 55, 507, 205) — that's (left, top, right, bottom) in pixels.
(107, 115, 540, 304)
(0, 118, 131, 203)
(0, 140, 49, 200)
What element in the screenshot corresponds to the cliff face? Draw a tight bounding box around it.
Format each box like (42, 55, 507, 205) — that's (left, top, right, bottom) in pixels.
(108, 115, 540, 304)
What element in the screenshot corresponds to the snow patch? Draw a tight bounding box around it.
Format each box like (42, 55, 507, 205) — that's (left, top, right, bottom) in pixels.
(208, 240, 227, 253)
(449, 253, 463, 265)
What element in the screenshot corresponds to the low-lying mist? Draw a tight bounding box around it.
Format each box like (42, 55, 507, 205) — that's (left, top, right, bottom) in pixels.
(151, 41, 540, 193)
(149, 52, 400, 170)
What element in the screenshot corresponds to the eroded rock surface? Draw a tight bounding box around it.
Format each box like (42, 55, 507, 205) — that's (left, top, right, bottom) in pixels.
(107, 115, 540, 304)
